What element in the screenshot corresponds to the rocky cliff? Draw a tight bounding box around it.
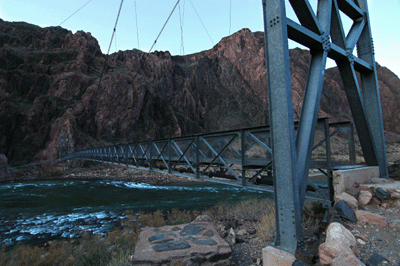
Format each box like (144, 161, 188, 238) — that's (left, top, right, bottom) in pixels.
(1, 19, 399, 164)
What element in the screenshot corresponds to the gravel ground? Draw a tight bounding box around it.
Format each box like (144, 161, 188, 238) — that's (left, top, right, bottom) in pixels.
(350, 202, 400, 265)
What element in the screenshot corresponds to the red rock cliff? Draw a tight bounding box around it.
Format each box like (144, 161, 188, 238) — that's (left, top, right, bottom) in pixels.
(0, 20, 399, 164)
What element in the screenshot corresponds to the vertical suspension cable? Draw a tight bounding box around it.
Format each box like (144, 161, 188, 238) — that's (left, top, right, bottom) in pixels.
(229, 0, 232, 35)
(134, 0, 140, 49)
(179, 1, 185, 55)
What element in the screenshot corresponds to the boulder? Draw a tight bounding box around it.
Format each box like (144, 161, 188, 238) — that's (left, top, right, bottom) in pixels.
(236, 229, 247, 237)
(263, 246, 296, 266)
(325, 222, 356, 247)
(391, 191, 400, 199)
(331, 252, 366, 266)
(194, 214, 213, 222)
(226, 227, 236, 245)
(318, 222, 356, 265)
(355, 210, 389, 227)
(335, 192, 359, 210)
(319, 242, 354, 265)
(334, 200, 357, 223)
(345, 187, 361, 198)
(375, 187, 391, 201)
(358, 190, 373, 205)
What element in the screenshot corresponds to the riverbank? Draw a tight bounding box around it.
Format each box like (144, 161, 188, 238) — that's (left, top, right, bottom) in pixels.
(1, 161, 204, 185)
(61, 164, 204, 185)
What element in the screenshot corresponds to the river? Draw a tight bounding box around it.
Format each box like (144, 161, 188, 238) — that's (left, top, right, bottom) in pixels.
(0, 179, 269, 247)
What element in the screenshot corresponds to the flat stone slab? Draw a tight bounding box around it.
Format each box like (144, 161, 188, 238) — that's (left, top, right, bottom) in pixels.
(132, 221, 232, 265)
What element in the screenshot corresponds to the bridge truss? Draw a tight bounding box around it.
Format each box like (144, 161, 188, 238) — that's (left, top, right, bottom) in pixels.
(69, 118, 354, 198)
(262, 0, 388, 253)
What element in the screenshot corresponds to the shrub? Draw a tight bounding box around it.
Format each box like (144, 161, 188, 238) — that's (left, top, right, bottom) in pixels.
(205, 198, 274, 222)
(74, 232, 112, 266)
(15, 168, 27, 179)
(257, 210, 276, 241)
(47, 167, 62, 177)
(0, 241, 74, 266)
(165, 209, 200, 225)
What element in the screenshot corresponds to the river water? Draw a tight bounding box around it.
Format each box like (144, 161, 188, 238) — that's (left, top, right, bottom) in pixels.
(0, 179, 269, 247)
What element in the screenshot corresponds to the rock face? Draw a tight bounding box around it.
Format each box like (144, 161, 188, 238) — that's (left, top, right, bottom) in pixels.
(1, 19, 400, 164)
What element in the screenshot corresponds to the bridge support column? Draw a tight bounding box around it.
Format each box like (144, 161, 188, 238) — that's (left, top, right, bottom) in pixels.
(262, 0, 302, 253)
(262, 0, 388, 254)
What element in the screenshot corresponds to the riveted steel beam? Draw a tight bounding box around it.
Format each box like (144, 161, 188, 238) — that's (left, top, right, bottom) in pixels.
(357, 0, 388, 178)
(262, 0, 301, 253)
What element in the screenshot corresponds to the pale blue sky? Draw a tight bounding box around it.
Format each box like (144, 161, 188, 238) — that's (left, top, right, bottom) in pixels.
(1, 0, 399, 77)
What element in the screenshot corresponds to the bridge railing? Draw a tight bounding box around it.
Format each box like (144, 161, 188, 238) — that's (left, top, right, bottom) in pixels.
(66, 117, 356, 201)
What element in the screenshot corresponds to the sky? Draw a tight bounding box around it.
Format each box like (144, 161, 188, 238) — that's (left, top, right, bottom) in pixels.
(0, 0, 399, 77)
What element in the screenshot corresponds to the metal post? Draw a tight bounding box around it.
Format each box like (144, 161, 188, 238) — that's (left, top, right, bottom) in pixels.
(357, 0, 388, 178)
(195, 135, 200, 179)
(125, 144, 128, 167)
(262, 0, 302, 253)
(149, 141, 153, 171)
(168, 139, 172, 174)
(325, 119, 334, 203)
(349, 123, 356, 165)
(241, 130, 246, 186)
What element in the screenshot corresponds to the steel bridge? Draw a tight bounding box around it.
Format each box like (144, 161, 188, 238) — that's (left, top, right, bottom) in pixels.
(65, 118, 355, 199)
(64, 0, 388, 257)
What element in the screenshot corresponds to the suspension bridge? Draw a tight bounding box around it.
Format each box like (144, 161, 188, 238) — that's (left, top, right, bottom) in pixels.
(65, 118, 355, 201)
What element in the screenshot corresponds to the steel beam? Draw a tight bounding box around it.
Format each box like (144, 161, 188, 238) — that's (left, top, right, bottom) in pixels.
(262, 0, 301, 253)
(356, 0, 388, 178)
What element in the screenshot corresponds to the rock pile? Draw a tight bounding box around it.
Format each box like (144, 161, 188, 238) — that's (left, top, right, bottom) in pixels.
(318, 177, 400, 265)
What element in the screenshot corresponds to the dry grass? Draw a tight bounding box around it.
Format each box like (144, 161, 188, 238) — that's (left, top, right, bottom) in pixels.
(205, 198, 277, 242)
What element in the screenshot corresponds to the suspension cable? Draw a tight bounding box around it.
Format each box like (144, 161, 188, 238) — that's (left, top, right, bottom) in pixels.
(106, 0, 124, 56)
(134, 0, 140, 49)
(229, 0, 232, 35)
(131, 0, 181, 81)
(189, 0, 214, 46)
(98, 0, 125, 89)
(179, 1, 185, 55)
(58, 0, 93, 27)
(147, 0, 181, 54)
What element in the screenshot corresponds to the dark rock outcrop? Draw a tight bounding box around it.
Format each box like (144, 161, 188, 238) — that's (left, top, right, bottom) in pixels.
(1, 19, 400, 164)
